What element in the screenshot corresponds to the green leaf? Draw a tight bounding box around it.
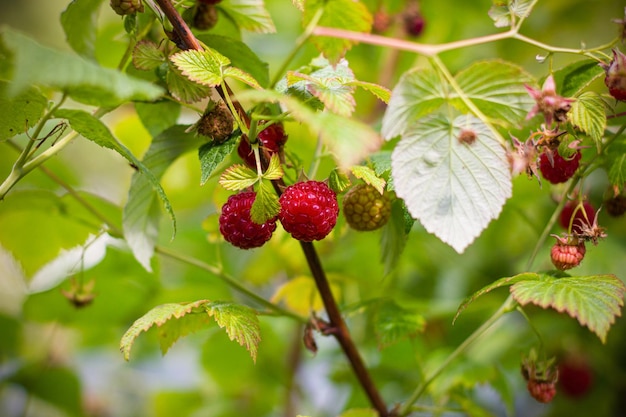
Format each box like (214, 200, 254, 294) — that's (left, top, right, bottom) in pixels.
(166, 63, 213, 103)
(219, 0, 276, 33)
(123, 125, 204, 270)
(263, 154, 284, 180)
(223, 66, 262, 89)
(170, 49, 230, 87)
(569, 91, 606, 147)
(304, 0, 372, 64)
(250, 179, 280, 224)
(392, 114, 512, 253)
(553, 59, 605, 98)
(369, 151, 392, 176)
(373, 300, 425, 348)
(133, 40, 166, 71)
(135, 100, 182, 137)
(380, 199, 413, 276)
(61, 0, 103, 59)
(219, 164, 259, 190)
(120, 300, 212, 361)
(199, 137, 238, 185)
(511, 274, 626, 343)
(381, 68, 447, 139)
(2, 28, 163, 107)
(347, 80, 391, 103)
(328, 168, 352, 193)
(605, 140, 626, 186)
(0, 81, 47, 141)
(205, 301, 261, 363)
(451, 60, 535, 125)
(197, 33, 270, 88)
(350, 165, 386, 194)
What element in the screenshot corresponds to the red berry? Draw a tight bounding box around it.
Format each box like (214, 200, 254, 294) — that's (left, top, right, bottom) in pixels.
(559, 200, 595, 234)
(550, 236, 586, 270)
(602, 49, 626, 101)
(343, 184, 391, 231)
(219, 192, 276, 249)
(539, 149, 581, 184)
(558, 357, 593, 398)
(278, 181, 339, 242)
(237, 122, 287, 168)
(605, 193, 626, 217)
(403, 12, 425, 37)
(527, 379, 557, 403)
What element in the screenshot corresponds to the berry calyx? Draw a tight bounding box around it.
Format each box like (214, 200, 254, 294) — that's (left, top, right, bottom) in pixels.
(539, 148, 581, 184)
(559, 200, 595, 234)
(550, 236, 586, 270)
(110, 0, 144, 15)
(219, 192, 277, 249)
(601, 49, 626, 101)
(238, 122, 288, 169)
(278, 181, 339, 242)
(343, 184, 391, 231)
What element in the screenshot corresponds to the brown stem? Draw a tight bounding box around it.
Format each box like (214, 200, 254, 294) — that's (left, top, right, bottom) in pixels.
(152, 1, 388, 414)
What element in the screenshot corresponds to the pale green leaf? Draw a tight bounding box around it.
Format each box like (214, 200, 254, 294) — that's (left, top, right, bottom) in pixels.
(304, 0, 372, 64)
(166, 63, 213, 103)
(205, 301, 261, 363)
(61, 0, 103, 59)
(219, 0, 276, 33)
(380, 199, 413, 276)
(511, 274, 626, 343)
(553, 59, 605, 98)
(391, 114, 512, 253)
(338, 409, 378, 417)
(328, 168, 352, 193)
(219, 164, 259, 190)
(250, 179, 280, 224)
(369, 151, 392, 176)
(569, 91, 606, 146)
(197, 34, 270, 88)
(120, 300, 211, 361)
(271, 275, 341, 316)
(347, 80, 391, 103)
(133, 40, 166, 71)
(350, 165, 386, 194)
(0, 81, 47, 141)
(373, 300, 425, 348)
(262, 154, 284, 180)
(223, 66, 262, 89)
(488, 0, 532, 27)
(381, 68, 447, 139)
(2, 28, 163, 107)
(123, 125, 204, 270)
(451, 60, 535, 124)
(199, 137, 238, 185)
(170, 49, 229, 87)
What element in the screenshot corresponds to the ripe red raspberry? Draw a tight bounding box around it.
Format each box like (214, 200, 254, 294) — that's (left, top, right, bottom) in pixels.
(219, 192, 276, 249)
(110, 0, 144, 15)
(539, 149, 581, 184)
(238, 122, 288, 169)
(559, 200, 595, 234)
(550, 236, 586, 270)
(278, 181, 339, 242)
(527, 379, 557, 403)
(558, 356, 594, 398)
(343, 184, 391, 231)
(602, 49, 626, 101)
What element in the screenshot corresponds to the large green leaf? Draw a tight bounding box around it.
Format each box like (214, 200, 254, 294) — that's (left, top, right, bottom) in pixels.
(61, 0, 104, 59)
(206, 301, 261, 363)
(2, 28, 163, 107)
(304, 0, 372, 64)
(0, 81, 47, 141)
(219, 0, 276, 33)
(569, 91, 606, 147)
(123, 125, 204, 271)
(511, 273, 625, 343)
(552, 59, 605, 98)
(391, 114, 511, 253)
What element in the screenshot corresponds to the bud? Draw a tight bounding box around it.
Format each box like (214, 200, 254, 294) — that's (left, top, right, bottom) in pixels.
(601, 49, 626, 101)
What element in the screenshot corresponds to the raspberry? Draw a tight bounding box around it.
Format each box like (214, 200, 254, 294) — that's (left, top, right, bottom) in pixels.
(343, 184, 391, 231)
(278, 181, 339, 242)
(550, 236, 586, 270)
(605, 193, 626, 217)
(238, 122, 288, 169)
(110, 0, 144, 15)
(539, 149, 581, 184)
(602, 49, 626, 101)
(527, 379, 557, 403)
(219, 192, 277, 249)
(558, 356, 594, 398)
(559, 200, 595, 234)
(403, 11, 425, 37)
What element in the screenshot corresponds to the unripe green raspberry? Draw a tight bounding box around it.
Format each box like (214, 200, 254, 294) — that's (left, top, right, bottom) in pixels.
(343, 184, 391, 231)
(110, 0, 144, 15)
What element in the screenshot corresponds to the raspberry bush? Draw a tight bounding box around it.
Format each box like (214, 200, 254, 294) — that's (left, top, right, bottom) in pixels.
(1, 1, 625, 417)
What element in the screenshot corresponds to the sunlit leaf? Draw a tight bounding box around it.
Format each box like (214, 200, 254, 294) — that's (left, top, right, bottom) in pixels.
(61, 0, 104, 59)
(350, 165, 386, 194)
(569, 91, 606, 147)
(166, 63, 213, 103)
(219, 0, 276, 33)
(392, 114, 511, 253)
(347, 80, 391, 103)
(199, 137, 238, 185)
(219, 164, 258, 190)
(262, 154, 284, 180)
(250, 179, 280, 224)
(170, 49, 230, 87)
(0, 81, 47, 141)
(511, 273, 626, 343)
(271, 275, 341, 316)
(205, 301, 261, 363)
(223, 66, 261, 89)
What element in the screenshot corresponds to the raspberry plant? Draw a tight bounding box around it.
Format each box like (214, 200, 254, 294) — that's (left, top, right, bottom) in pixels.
(1, 1, 626, 417)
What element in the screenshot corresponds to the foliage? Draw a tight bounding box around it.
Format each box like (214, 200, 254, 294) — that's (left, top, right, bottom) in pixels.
(1, 1, 625, 417)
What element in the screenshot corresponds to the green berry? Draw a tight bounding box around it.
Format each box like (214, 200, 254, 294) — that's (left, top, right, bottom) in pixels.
(343, 184, 391, 231)
(110, 0, 144, 15)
